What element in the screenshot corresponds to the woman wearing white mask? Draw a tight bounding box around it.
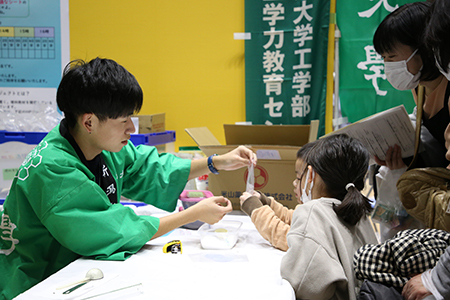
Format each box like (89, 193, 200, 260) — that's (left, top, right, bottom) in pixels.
(368, 2, 449, 243)
(280, 134, 378, 300)
(399, 2, 450, 300)
(373, 1, 449, 169)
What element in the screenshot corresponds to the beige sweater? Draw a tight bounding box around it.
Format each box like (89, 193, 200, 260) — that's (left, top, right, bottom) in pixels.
(281, 198, 378, 300)
(250, 198, 299, 251)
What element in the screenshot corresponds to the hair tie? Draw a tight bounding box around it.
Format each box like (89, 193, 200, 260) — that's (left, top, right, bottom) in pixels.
(345, 183, 355, 191)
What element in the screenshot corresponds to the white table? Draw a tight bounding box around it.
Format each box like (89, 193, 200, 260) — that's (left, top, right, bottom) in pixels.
(15, 213, 294, 300)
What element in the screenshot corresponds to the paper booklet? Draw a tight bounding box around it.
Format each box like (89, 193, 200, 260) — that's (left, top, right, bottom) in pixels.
(328, 105, 415, 161)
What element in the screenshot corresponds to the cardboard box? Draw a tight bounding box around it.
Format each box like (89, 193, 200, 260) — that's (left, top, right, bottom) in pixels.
(136, 113, 172, 152)
(185, 122, 319, 210)
(138, 113, 165, 133)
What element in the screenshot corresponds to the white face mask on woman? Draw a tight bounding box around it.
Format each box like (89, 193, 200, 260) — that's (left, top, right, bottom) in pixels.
(300, 168, 315, 204)
(384, 49, 421, 90)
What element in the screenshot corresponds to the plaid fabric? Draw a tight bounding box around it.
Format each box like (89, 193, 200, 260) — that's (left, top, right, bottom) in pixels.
(353, 229, 450, 288)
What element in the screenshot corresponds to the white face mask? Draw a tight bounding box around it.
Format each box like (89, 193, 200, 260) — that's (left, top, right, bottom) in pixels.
(435, 57, 450, 81)
(300, 168, 315, 204)
(384, 49, 421, 90)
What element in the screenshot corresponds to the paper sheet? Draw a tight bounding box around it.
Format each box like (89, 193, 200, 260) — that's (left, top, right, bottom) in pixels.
(330, 105, 415, 160)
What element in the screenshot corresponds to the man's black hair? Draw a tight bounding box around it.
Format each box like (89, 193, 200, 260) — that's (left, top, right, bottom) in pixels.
(57, 58, 143, 128)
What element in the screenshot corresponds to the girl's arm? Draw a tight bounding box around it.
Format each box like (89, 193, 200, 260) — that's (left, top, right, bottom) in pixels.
(251, 206, 291, 251)
(240, 192, 297, 251)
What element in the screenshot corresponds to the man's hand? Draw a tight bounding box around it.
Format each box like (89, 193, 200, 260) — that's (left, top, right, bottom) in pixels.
(194, 197, 232, 224)
(214, 146, 257, 171)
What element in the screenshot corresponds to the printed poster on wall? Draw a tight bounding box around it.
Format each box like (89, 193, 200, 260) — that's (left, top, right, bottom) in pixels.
(245, 0, 330, 137)
(337, 0, 421, 123)
(0, 0, 70, 131)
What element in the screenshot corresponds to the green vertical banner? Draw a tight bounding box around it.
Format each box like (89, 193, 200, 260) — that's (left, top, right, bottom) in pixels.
(337, 0, 421, 123)
(245, 0, 330, 137)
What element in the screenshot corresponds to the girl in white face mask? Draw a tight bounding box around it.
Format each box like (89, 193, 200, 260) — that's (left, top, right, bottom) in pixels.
(282, 134, 378, 300)
(241, 134, 378, 299)
(238, 141, 317, 252)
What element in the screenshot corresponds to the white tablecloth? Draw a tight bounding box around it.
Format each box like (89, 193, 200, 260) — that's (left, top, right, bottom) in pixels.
(15, 214, 294, 300)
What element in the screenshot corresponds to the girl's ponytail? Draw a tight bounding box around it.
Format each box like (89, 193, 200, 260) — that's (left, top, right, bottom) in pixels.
(333, 184, 373, 226)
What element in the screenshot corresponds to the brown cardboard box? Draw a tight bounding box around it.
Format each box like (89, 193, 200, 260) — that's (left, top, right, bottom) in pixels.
(185, 122, 319, 210)
(138, 113, 165, 133)
(137, 113, 168, 152)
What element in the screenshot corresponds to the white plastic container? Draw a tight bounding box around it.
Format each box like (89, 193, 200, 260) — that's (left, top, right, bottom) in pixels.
(198, 220, 242, 250)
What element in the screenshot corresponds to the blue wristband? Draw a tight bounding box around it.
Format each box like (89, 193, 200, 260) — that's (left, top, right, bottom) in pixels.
(207, 154, 219, 174)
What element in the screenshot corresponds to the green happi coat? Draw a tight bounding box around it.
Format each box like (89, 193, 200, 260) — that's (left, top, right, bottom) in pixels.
(0, 124, 190, 300)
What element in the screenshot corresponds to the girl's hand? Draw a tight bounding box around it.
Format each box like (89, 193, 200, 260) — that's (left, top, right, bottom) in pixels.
(239, 191, 260, 206)
(239, 192, 252, 206)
